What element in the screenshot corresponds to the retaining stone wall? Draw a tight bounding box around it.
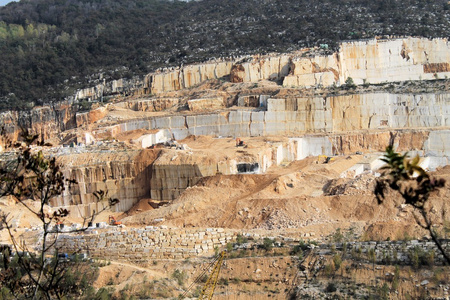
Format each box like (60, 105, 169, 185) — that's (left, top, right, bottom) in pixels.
(57, 225, 449, 266)
(57, 227, 238, 262)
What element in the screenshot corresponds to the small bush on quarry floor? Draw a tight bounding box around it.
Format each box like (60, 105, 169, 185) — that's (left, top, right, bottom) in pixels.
(172, 269, 187, 286)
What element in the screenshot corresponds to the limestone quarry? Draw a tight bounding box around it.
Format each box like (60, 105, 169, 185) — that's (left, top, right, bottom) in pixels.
(1, 37, 450, 299)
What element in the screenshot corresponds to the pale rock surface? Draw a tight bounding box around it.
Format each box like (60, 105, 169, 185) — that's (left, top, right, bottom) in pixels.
(188, 97, 224, 111)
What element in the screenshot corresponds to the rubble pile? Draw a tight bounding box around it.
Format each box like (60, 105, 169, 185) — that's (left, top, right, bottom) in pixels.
(324, 173, 377, 196)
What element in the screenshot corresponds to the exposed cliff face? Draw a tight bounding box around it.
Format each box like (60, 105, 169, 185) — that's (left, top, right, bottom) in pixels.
(101, 92, 450, 140)
(143, 60, 234, 94)
(0, 102, 76, 144)
(284, 38, 450, 87)
(2, 37, 448, 147)
(53, 149, 160, 217)
(125, 98, 182, 112)
(149, 143, 263, 201)
(336, 38, 450, 85)
(139, 37, 450, 94)
(330, 131, 430, 155)
(75, 106, 108, 128)
(74, 77, 146, 101)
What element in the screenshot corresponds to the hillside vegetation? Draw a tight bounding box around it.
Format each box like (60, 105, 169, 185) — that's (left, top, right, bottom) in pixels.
(0, 0, 449, 109)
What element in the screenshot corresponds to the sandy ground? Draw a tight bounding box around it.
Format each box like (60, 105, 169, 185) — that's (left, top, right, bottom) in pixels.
(120, 155, 450, 241)
(2, 150, 449, 248)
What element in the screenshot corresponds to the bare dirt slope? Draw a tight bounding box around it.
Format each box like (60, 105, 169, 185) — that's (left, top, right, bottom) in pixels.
(122, 156, 450, 241)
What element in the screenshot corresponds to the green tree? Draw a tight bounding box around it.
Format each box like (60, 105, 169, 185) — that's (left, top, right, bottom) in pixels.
(344, 76, 356, 89)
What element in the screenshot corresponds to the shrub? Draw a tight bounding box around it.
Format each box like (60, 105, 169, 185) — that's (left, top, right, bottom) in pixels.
(291, 240, 308, 256)
(106, 277, 114, 286)
(391, 265, 400, 290)
(344, 77, 356, 89)
(325, 282, 337, 293)
(260, 238, 275, 251)
(323, 264, 335, 277)
(332, 228, 344, 243)
(368, 248, 376, 265)
(236, 234, 248, 245)
(217, 278, 229, 286)
(377, 283, 390, 300)
(231, 277, 241, 284)
(333, 254, 342, 270)
(432, 268, 448, 284)
(171, 269, 187, 286)
(95, 288, 112, 300)
(426, 249, 435, 267)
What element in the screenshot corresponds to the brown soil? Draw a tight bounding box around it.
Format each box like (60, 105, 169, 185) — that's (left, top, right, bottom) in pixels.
(92, 248, 449, 299)
(122, 158, 450, 241)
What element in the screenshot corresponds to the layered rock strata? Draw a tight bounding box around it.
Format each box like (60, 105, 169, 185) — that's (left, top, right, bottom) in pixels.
(147, 129, 449, 201)
(2, 38, 448, 146)
(117, 98, 183, 112)
(98, 92, 450, 140)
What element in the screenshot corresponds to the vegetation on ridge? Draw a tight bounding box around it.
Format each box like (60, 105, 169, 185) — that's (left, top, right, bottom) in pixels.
(0, 0, 449, 109)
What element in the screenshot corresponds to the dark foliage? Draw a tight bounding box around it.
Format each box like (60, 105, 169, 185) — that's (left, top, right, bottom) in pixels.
(0, 0, 449, 109)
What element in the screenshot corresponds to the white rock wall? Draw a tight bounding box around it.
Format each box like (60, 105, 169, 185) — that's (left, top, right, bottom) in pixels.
(338, 38, 450, 85)
(97, 92, 449, 141)
(143, 38, 450, 94)
(284, 37, 450, 87)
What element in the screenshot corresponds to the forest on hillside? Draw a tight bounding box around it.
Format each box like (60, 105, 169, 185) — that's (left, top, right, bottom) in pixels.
(0, 0, 449, 110)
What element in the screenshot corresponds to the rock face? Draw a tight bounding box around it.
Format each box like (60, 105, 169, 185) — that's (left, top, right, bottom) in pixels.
(0, 102, 76, 144)
(100, 92, 450, 140)
(74, 77, 146, 101)
(75, 106, 108, 128)
(231, 55, 292, 83)
(149, 146, 273, 201)
(286, 37, 450, 87)
(150, 159, 221, 200)
(1, 37, 448, 146)
(187, 97, 224, 112)
(1, 37, 449, 210)
(45, 128, 447, 206)
(141, 37, 450, 94)
(127, 98, 182, 112)
(144, 60, 234, 94)
(52, 149, 160, 217)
